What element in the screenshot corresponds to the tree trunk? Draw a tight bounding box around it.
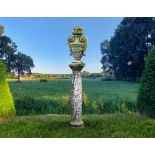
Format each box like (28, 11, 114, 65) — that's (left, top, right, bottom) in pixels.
(17, 71, 20, 83)
(136, 72, 139, 81)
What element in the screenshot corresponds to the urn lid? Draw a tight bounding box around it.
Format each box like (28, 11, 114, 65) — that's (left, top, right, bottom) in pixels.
(72, 26, 83, 35)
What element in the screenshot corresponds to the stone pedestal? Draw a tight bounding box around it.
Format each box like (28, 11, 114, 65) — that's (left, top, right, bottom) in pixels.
(69, 61, 85, 127)
(68, 27, 88, 128)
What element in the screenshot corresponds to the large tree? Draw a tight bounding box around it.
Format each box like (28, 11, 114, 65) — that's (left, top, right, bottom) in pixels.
(0, 25, 35, 80)
(14, 52, 35, 82)
(0, 25, 17, 72)
(100, 40, 113, 77)
(101, 17, 155, 80)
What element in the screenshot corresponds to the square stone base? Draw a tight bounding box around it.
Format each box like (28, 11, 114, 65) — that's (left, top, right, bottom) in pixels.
(70, 120, 84, 128)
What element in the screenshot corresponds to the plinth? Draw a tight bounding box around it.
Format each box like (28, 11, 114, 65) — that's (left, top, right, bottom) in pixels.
(69, 61, 85, 127)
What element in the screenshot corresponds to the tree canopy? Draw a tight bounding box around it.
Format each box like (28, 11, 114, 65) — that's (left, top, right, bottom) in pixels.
(100, 17, 155, 80)
(0, 25, 34, 80)
(14, 52, 34, 82)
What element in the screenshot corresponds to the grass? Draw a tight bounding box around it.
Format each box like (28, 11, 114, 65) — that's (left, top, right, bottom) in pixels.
(2, 79, 154, 138)
(0, 113, 155, 138)
(8, 79, 140, 115)
(9, 79, 139, 101)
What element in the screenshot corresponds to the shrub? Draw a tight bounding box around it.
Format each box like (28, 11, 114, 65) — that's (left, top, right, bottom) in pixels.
(0, 61, 16, 118)
(7, 73, 17, 79)
(101, 77, 113, 81)
(137, 47, 155, 117)
(40, 79, 48, 82)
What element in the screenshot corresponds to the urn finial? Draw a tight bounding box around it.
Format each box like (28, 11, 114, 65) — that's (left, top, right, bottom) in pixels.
(68, 26, 88, 61)
(72, 26, 83, 35)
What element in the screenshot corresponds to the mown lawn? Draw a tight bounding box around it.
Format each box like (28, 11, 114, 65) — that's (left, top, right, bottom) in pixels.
(0, 113, 155, 138)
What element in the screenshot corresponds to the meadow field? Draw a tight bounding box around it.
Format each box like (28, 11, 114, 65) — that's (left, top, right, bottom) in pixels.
(0, 78, 154, 138)
(9, 78, 139, 115)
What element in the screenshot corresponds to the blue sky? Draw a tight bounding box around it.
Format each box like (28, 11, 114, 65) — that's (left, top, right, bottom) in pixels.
(0, 17, 122, 74)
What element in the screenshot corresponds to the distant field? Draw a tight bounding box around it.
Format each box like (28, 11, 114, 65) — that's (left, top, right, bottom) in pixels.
(9, 79, 139, 101)
(8, 79, 140, 115)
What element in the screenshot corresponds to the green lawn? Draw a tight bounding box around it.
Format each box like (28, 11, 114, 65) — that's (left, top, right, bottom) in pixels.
(0, 113, 155, 138)
(2, 80, 154, 138)
(9, 79, 139, 101)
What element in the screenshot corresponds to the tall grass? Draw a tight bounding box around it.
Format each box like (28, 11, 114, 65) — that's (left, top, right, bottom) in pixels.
(9, 80, 139, 116)
(14, 94, 136, 116)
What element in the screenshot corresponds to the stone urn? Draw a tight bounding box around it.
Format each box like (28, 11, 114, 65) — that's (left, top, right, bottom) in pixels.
(68, 26, 88, 127)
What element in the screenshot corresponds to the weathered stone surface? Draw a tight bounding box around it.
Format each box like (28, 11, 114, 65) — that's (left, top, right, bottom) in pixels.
(71, 70, 83, 123)
(68, 26, 88, 127)
(69, 61, 85, 71)
(68, 26, 87, 60)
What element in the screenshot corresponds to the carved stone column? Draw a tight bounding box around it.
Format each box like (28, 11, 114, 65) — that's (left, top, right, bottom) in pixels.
(68, 27, 88, 127)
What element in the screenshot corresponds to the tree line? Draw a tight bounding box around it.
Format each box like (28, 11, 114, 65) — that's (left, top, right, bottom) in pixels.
(0, 25, 34, 82)
(100, 17, 155, 80)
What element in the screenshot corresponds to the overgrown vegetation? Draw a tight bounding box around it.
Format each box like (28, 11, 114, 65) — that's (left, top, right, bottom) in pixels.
(14, 94, 136, 115)
(9, 79, 139, 116)
(137, 47, 155, 117)
(0, 61, 16, 118)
